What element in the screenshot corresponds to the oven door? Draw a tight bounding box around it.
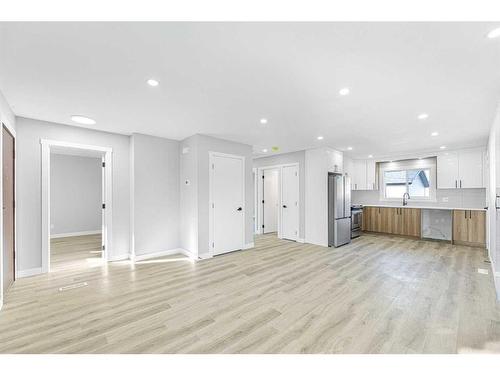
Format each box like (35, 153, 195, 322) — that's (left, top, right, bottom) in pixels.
(351, 210, 362, 230)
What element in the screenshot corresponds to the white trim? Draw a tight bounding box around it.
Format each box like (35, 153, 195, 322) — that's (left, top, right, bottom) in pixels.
(50, 230, 102, 239)
(0, 121, 16, 311)
(179, 248, 198, 260)
(209, 152, 246, 257)
(17, 267, 42, 278)
(256, 163, 301, 241)
(108, 254, 130, 262)
(297, 238, 305, 243)
(243, 242, 255, 250)
(41, 139, 113, 273)
(134, 248, 187, 261)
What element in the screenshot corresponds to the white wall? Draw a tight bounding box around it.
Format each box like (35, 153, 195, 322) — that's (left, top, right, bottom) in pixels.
(16, 117, 131, 269)
(253, 151, 306, 239)
(0, 88, 16, 310)
(50, 154, 102, 236)
(179, 134, 254, 258)
(179, 136, 199, 256)
(130, 133, 180, 257)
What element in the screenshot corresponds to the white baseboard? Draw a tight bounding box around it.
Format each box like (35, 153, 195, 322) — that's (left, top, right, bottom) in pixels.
(491, 259, 500, 301)
(51, 230, 101, 239)
(134, 248, 186, 262)
(243, 242, 255, 250)
(108, 254, 130, 262)
(17, 267, 42, 278)
(178, 248, 197, 260)
(297, 238, 305, 243)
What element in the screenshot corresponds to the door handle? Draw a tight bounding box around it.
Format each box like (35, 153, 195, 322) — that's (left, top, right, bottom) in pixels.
(237, 207, 242, 211)
(283, 205, 287, 208)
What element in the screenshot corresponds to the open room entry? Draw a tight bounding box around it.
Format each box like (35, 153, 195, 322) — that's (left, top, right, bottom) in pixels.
(256, 163, 300, 241)
(2, 124, 15, 296)
(41, 140, 113, 273)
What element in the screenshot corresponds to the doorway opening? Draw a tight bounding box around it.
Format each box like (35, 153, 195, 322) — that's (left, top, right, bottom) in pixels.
(256, 163, 300, 241)
(41, 140, 112, 273)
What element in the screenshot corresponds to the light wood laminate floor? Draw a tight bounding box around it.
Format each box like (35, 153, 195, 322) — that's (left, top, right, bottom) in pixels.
(1, 233, 499, 354)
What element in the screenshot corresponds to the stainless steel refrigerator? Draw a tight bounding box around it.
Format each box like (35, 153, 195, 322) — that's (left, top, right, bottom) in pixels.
(328, 173, 351, 247)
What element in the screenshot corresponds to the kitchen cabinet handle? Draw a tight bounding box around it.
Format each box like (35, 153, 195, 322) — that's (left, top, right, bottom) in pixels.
(455, 180, 457, 188)
(496, 196, 500, 209)
(465, 210, 467, 219)
(460, 180, 462, 188)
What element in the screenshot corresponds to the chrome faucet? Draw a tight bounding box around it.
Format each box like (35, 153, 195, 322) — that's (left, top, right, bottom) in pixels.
(402, 192, 410, 206)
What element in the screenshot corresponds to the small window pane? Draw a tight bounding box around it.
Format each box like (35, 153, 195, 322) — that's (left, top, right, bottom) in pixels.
(384, 170, 407, 198)
(408, 169, 430, 197)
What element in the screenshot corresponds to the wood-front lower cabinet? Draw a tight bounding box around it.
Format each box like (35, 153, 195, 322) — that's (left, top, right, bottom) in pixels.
(362, 206, 421, 238)
(453, 210, 486, 247)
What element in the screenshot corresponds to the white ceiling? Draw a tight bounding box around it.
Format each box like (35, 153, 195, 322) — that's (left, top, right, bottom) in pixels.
(1, 22, 500, 158)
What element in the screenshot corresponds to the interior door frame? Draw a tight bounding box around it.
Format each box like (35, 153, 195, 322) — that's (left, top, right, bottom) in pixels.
(256, 163, 300, 240)
(208, 151, 245, 258)
(41, 139, 113, 273)
(0, 121, 16, 310)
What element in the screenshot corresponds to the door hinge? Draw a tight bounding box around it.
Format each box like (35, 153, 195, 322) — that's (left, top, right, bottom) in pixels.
(212, 163, 215, 170)
(212, 202, 215, 208)
(102, 162, 105, 167)
(262, 224, 265, 228)
(295, 172, 298, 176)
(262, 175, 264, 179)
(212, 242, 214, 248)
(102, 245, 105, 251)
(102, 203, 106, 209)
(262, 200, 264, 204)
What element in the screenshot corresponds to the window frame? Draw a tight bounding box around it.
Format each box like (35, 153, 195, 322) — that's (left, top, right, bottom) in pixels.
(379, 158, 437, 203)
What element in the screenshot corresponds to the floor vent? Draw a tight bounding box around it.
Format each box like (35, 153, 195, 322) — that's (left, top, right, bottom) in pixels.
(58, 282, 88, 292)
(477, 268, 489, 275)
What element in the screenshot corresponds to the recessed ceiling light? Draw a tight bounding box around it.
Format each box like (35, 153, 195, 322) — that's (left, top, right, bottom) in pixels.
(260, 118, 268, 124)
(262, 149, 268, 153)
(418, 113, 429, 120)
(339, 87, 350, 96)
(431, 132, 439, 136)
(440, 145, 447, 149)
(368, 154, 373, 158)
(71, 115, 96, 125)
(347, 146, 353, 150)
(317, 136, 324, 140)
(487, 27, 500, 39)
(147, 79, 159, 87)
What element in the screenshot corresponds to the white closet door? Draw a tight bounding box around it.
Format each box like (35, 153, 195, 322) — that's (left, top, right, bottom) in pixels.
(211, 154, 244, 255)
(281, 165, 299, 241)
(263, 169, 279, 233)
(458, 149, 483, 188)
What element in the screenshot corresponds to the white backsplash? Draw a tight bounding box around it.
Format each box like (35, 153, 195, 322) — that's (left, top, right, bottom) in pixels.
(352, 188, 487, 209)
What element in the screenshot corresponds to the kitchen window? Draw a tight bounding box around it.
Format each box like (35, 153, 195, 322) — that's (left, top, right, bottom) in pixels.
(380, 158, 436, 201)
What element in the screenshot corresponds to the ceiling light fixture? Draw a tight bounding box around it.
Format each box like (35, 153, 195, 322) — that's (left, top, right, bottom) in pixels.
(71, 115, 96, 125)
(487, 27, 500, 39)
(368, 154, 373, 158)
(317, 136, 324, 140)
(347, 146, 353, 150)
(339, 87, 350, 96)
(431, 131, 439, 136)
(262, 149, 268, 153)
(418, 113, 429, 120)
(260, 118, 268, 125)
(440, 145, 447, 149)
(147, 79, 159, 87)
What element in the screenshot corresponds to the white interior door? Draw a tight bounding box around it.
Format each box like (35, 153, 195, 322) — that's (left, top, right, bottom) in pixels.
(211, 154, 244, 256)
(263, 169, 279, 233)
(281, 165, 299, 241)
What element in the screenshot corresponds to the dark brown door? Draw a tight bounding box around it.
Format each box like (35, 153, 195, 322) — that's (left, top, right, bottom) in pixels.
(3, 125, 15, 294)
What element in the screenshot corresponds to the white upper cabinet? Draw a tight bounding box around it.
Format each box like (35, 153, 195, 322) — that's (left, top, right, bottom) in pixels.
(458, 149, 483, 188)
(348, 159, 378, 190)
(437, 151, 459, 189)
(437, 148, 484, 189)
(366, 159, 377, 190)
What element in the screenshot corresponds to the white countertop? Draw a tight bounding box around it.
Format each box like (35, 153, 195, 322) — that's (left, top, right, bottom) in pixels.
(361, 204, 486, 211)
